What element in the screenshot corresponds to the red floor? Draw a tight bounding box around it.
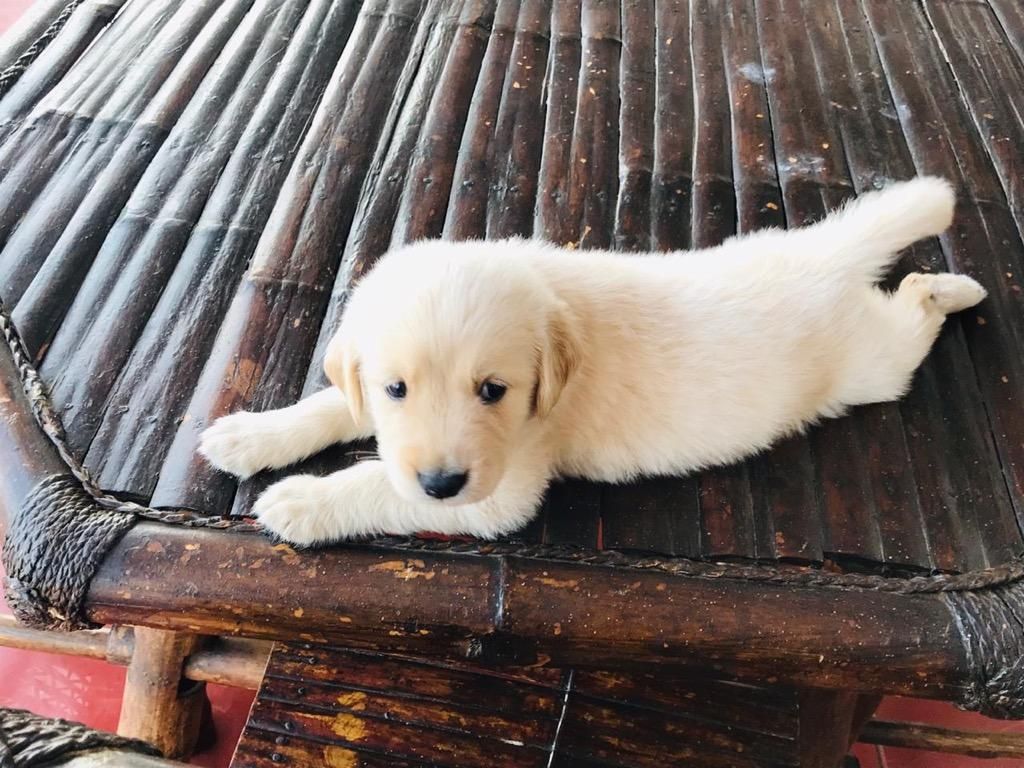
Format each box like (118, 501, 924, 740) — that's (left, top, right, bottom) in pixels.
(2, 1, 1024, 766)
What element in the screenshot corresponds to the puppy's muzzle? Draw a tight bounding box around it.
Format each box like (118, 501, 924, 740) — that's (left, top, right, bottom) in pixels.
(417, 469, 468, 500)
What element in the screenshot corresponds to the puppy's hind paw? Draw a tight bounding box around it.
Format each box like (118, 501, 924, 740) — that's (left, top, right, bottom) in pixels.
(930, 273, 987, 313)
(899, 272, 987, 314)
(199, 411, 278, 479)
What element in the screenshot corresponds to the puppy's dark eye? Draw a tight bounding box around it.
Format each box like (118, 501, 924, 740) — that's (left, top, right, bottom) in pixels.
(385, 381, 407, 400)
(479, 380, 507, 405)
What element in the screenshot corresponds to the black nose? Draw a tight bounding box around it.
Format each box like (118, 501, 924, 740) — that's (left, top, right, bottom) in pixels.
(417, 470, 468, 499)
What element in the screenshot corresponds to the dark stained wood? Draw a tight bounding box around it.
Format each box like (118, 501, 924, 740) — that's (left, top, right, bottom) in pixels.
(613, 0, 654, 252)
(234, 643, 816, 768)
(302, 0, 458, 395)
(85, 0, 359, 498)
(43, 0, 308, 460)
(798, 691, 879, 768)
(8, 0, 256, 357)
(82, 521, 971, 700)
(861, 718, 1024, 759)
(925, 0, 1023, 224)
(151, 0, 433, 510)
(0, 615, 272, 689)
(5, 0, 1009, 575)
(390, 0, 498, 245)
(650, 0, 693, 251)
(863, 0, 1024, 564)
(2, 0, 1024, 726)
(443, 0, 521, 241)
(694, 0, 781, 562)
(483, 0, 550, 239)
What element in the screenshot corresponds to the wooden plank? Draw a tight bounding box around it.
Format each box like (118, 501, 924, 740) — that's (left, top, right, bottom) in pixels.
(863, 0, 1024, 566)
(151, 0, 434, 511)
(84, 0, 357, 499)
(42, 0, 307, 461)
(81, 521, 971, 700)
(926, 0, 1024, 222)
(483, 0, 550, 239)
(236, 644, 810, 768)
(390, 0, 498, 245)
(571, 669, 799, 739)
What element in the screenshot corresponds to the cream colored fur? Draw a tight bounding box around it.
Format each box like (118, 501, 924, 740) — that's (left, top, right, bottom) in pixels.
(200, 177, 986, 545)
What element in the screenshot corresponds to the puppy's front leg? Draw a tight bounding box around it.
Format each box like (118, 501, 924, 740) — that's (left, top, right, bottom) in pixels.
(253, 461, 548, 545)
(200, 388, 372, 479)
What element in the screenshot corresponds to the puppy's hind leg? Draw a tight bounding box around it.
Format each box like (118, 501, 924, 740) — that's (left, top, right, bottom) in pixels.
(837, 273, 986, 407)
(200, 387, 374, 479)
(901, 271, 988, 314)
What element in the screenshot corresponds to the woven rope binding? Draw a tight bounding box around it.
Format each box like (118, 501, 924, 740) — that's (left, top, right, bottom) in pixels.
(0, 707, 160, 767)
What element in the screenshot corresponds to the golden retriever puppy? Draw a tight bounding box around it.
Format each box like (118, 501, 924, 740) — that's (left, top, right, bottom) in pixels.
(200, 177, 985, 545)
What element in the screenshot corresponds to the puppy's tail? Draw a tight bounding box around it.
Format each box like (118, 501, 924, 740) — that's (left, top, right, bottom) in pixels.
(810, 176, 956, 280)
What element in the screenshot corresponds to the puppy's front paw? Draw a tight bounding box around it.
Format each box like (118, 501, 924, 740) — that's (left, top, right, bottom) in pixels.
(253, 476, 336, 546)
(199, 412, 277, 479)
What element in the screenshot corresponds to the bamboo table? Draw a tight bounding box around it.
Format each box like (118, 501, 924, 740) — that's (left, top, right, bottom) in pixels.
(1, 0, 1023, 763)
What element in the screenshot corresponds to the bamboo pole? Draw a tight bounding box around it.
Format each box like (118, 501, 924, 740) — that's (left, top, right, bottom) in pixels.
(117, 628, 207, 760)
(301, 0, 456, 396)
(0, 0, 129, 123)
(8, 0, 256, 356)
(0, 615, 272, 690)
(86, 0, 358, 499)
(151, 0, 438, 512)
(861, 719, 1024, 759)
(42, 0, 305, 458)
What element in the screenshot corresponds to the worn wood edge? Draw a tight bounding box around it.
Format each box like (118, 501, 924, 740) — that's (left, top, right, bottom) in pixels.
(860, 718, 1024, 758)
(0, 615, 271, 689)
(77, 520, 972, 702)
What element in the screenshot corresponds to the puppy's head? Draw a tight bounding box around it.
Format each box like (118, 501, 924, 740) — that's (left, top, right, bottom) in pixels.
(325, 242, 579, 505)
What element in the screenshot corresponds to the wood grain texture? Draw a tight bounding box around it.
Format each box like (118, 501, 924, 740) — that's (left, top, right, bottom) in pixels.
(82, 521, 972, 700)
(233, 643, 855, 767)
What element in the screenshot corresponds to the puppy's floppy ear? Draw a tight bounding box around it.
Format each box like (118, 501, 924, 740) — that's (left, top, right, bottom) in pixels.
(324, 326, 364, 424)
(534, 300, 581, 418)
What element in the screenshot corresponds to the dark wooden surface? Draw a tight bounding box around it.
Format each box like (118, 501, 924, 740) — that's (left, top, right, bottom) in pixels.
(232, 642, 873, 767)
(82, 521, 971, 701)
(0, 0, 1021, 575)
